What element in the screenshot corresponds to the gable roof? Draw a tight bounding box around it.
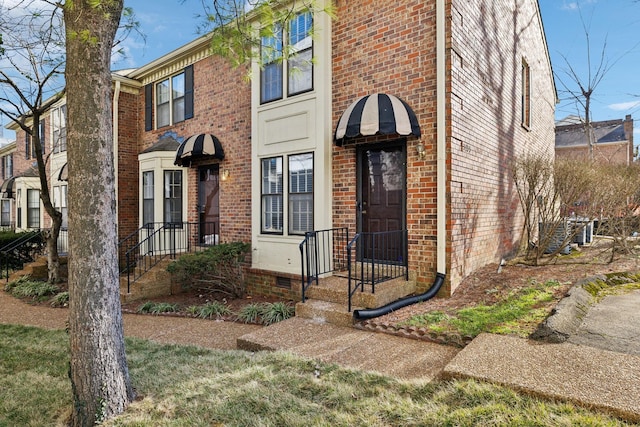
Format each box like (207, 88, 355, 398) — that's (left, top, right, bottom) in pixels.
(555, 118, 632, 148)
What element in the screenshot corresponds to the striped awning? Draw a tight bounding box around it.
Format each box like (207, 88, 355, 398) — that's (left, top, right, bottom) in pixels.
(0, 177, 15, 199)
(174, 134, 225, 167)
(57, 163, 68, 182)
(334, 93, 421, 145)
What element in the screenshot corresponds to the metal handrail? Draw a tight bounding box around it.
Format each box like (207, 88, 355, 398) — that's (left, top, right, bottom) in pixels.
(0, 230, 45, 282)
(299, 227, 349, 302)
(121, 221, 218, 292)
(347, 229, 409, 312)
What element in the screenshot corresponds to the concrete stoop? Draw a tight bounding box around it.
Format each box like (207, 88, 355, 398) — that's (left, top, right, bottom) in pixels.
(119, 258, 175, 303)
(294, 275, 417, 328)
(8, 255, 68, 283)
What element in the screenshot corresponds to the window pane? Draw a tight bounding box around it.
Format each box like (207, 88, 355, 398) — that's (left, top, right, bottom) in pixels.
(173, 97, 185, 124)
(261, 157, 283, 233)
(289, 48, 313, 95)
(289, 12, 312, 48)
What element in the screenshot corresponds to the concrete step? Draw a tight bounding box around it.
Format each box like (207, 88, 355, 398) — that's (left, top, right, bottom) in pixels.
(305, 275, 416, 309)
(295, 299, 357, 327)
(119, 259, 176, 303)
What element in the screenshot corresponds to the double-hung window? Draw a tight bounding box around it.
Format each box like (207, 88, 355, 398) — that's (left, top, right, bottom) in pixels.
(157, 72, 186, 128)
(142, 171, 154, 227)
(261, 153, 314, 235)
(2, 154, 12, 179)
(288, 153, 313, 234)
(145, 65, 193, 131)
(521, 59, 531, 129)
(261, 157, 283, 233)
(27, 189, 40, 228)
(260, 10, 313, 104)
(0, 200, 10, 227)
(53, 105, 67, 153)
(53, 185, 68, 228)
(164, 170, 182, 224)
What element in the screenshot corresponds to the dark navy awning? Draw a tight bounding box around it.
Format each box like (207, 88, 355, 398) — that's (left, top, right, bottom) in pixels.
(174, 133, 225, 167)
(334, 93, 421, 145)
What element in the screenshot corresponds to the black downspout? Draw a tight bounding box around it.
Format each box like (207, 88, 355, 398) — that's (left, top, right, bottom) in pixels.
(353, 272, 446, 321)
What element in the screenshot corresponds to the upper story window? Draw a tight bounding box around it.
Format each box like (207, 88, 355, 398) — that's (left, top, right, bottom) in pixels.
(2, 154, 13, 180)
(260, 10, 313, 104)
(52, 105, 67, 153)
(145, 65, 194, 131)
(521, 59, 531, 129)
(25, 120, 45, 160)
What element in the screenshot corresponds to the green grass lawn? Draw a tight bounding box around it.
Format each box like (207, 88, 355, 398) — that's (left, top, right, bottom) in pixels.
(0, 324, 633, 426)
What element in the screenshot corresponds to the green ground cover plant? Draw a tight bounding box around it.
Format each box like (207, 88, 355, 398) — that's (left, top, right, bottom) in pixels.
(0, 324, 630, 426)
(4, 276, 60, 302)
(401, 280, 563, 338)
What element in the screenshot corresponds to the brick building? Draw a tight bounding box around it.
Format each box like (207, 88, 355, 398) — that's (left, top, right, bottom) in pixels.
(555, 115, 635, 164)
(2, 0, 556, 299)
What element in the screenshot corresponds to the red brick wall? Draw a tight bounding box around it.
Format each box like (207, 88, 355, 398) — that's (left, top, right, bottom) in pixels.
(116, 90, 140, 241)
(332, 0, 440, 292)
(332, 0, 555, 294)
(137, 56, 252, 245)
(447, 0, 556, 290)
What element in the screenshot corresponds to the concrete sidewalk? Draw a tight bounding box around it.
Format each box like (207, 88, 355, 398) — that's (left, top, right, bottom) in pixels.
(443, 333, 640, 422)
(2, 288, 640, 422)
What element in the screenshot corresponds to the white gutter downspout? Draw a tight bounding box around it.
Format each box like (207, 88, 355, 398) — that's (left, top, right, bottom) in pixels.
(112, 80, 121, 223)
(436, 0, 446, 275)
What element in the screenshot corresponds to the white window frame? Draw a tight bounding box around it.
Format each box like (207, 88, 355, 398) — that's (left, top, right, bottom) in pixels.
(156, 71, 186, 128)
(260, 10, 313, 104)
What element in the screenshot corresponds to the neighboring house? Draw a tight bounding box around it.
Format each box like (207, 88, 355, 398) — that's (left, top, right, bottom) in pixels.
(3, 0, 556, 299)
(555, 115, 635, 165)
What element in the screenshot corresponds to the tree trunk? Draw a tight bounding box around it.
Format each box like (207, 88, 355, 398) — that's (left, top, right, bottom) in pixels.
(64, 1, 134, 425)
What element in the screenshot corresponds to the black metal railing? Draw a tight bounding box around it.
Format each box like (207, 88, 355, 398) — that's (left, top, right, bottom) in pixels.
(0, 230, 45, 282)
(299, 227, 349, 302)
(347, 230, 408, 312)
(120, 221, 217, 292)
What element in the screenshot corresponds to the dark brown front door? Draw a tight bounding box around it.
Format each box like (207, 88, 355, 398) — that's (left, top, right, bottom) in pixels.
(198, 165, 219, 243)
(357, 143, 406, 261)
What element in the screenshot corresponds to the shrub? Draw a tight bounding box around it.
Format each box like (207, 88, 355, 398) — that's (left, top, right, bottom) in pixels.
(236, 303, 263, 324)
(194, 301, 233, 319)
(50, 291, 69, 307)
(6, 277, 58, 301)
(167, 242, 251, 298)
(137, 301, 179, 315)
(260, 302, 294, 326)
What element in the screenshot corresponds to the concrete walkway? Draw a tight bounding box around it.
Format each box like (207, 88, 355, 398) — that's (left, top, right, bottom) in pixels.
(1, 288, 640, 422)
